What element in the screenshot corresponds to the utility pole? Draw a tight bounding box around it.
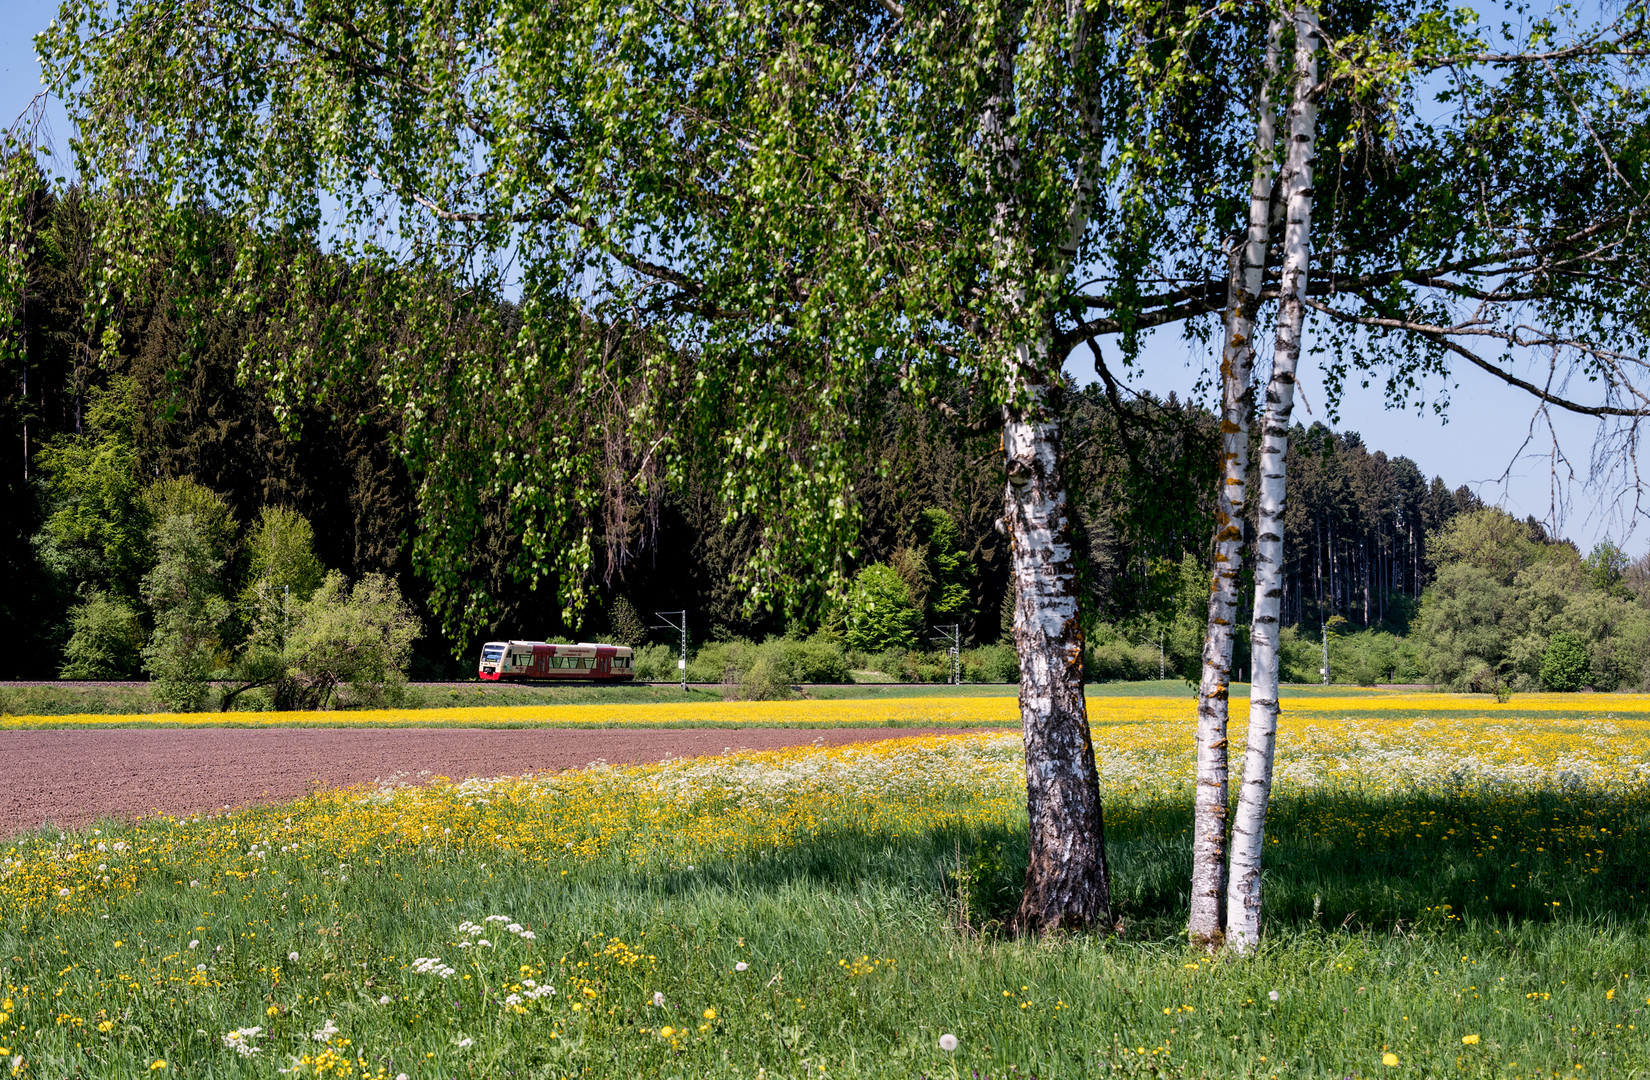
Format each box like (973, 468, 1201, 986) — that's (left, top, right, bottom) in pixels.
(652, 611, 689, 691)
(933, 625, 961, 685)
(1159, 628, 1165, 680)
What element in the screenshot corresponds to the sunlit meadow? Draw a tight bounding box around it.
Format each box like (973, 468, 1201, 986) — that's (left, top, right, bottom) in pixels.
(3, 698, 1649, 1077)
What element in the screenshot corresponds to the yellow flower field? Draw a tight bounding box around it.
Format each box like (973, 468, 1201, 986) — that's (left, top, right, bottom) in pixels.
(8, 688, 1650, 732)
(3, 698, 1648, 1076)
(7, 702, 1647, 925)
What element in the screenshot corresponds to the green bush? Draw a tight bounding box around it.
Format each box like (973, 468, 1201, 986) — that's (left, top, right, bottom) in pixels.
(272, 571, 421, 710)
(59, 594, 146, 679)
(679, 635, 851, 689)
(962, 644, 1019, 683)
(1540, 632, 1590, 691)
(1278, 626, 1326, 684)
(1083, 636, 1159, 682)
(631, 642, 679, 681)
(844, 563, 923, 651)
(142, 513, 232, 711)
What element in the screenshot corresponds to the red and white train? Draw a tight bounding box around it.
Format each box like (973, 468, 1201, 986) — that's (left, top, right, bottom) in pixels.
(478, 640, 636, 682)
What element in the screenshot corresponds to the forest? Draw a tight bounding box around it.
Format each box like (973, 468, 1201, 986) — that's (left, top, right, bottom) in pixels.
(6, 189, 1643, 697)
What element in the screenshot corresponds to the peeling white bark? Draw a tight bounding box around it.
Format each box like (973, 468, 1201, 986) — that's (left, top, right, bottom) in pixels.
(981, 7, 1112, 934)
(1005, 351, 1111, 933)
(1226, 4, 1318, 956)
(1188, 17, 1280, 951)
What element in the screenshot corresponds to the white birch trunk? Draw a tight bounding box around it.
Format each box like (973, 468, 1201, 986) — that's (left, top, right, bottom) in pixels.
(987, 5, 1112, 934)
(1187, 18, 1280, 950)
(1225, 4, 1319, 955)
(1005, 354, 1112, 933)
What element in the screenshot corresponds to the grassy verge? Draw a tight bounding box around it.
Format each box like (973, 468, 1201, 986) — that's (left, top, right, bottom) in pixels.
(3, 724, 1647, 1078)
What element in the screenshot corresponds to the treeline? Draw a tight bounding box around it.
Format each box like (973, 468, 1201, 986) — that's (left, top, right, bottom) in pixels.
(1305, 508, 1650, 692)
(0, 189, 1519, 687)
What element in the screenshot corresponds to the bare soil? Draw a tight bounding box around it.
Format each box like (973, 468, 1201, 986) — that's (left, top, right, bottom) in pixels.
(0, 726, 983, 835)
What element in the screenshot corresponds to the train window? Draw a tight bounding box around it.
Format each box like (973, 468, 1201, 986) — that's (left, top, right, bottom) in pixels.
(482, 645, 504, 661)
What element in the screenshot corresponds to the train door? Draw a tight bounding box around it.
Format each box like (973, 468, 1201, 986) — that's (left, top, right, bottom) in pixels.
(594, 654, 611, 678)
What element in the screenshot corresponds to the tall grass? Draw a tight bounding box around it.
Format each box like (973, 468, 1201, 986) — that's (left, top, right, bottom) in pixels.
(2, 729, 1647, 1077)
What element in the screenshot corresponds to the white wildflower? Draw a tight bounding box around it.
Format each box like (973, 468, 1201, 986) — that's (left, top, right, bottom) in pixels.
(221, 1027, 263, 1056)
(939, 1034, 959, 1052)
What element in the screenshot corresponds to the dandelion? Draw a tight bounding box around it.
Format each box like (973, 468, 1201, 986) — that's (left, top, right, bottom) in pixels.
(189, 940, 199, 949)
(150, 1061, 167, 1071)
(735, 962, 749, 972)
(97, 1021, 113, 1033)
(1462, 1034, 1481, 1045)
(57, 888, 70, 897)
(939, 1034, 959, 1052)
(704, 1007, 716, 1020)
(653, 991, 666, 1007)
(288, 951, 300, 962)
(1268, 990, 1280, 1001)
(1382, 1052, 1399, 1067)
(659, 1026, 676, 1038)
(379, 995, 392, 1005)
(195, 963, 207, 972)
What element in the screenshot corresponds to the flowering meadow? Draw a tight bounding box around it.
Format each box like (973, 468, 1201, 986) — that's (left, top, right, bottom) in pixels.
(10, 688, 1650, 732)
(2, 702, 1649, 1077)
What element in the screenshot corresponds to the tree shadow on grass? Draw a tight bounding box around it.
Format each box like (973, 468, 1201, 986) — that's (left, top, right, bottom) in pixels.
(616, 783, 1650, 941)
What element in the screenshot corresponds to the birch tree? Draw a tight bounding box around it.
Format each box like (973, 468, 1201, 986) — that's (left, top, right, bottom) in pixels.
(1179, 1, 1649, 952)
(16, 0, 1223, 932)
(1188, 15, 1279, 952)
(1225, 5, 1320, 955)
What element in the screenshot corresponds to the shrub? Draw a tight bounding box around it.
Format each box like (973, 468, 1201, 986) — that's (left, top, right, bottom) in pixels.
(1540, 632, 1590, 691)
(632, 642, 679, 681)
(845, 564, 923, 651)
(963, 644, 1019, 683)
(59, 594, 146, 680)
(142, 514, 232, 711)
(738, 652, 794, 700)
(275, 572, 421, 709)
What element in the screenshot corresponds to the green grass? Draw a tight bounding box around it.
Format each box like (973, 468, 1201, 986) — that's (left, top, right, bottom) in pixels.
(4, 769, 1646, 1077)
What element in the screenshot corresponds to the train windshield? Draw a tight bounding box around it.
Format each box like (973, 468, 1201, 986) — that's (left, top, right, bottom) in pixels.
(481, 645, 505, 662)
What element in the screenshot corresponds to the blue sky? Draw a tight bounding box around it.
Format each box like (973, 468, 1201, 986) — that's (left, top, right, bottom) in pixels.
(4, 2, 1638, 555)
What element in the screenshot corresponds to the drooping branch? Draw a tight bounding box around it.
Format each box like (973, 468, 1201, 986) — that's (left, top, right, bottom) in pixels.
(1303, 298, 1650, 419)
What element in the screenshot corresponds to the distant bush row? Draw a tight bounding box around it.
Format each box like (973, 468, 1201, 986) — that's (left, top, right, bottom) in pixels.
(625, 633, 1189, 699)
